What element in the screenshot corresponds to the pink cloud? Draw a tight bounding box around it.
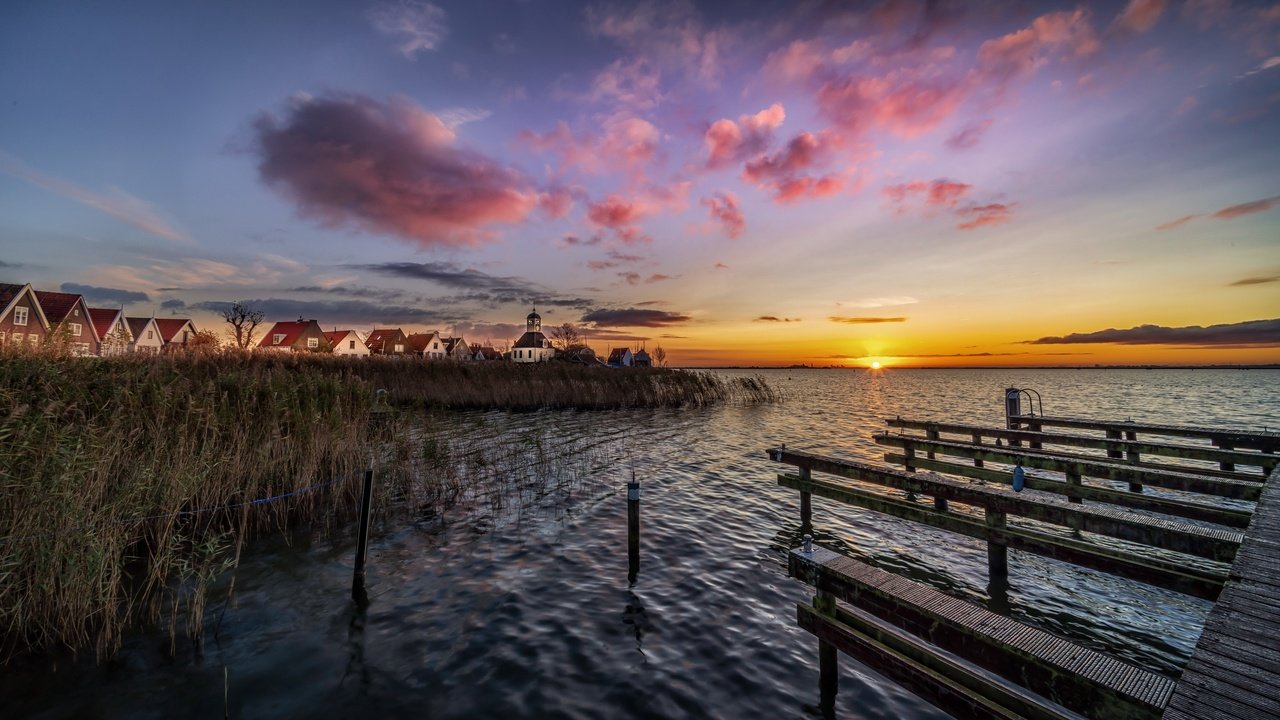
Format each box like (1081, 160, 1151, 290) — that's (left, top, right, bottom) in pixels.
(587, 194, 648, 228)
(520, 115, 660, 177)
(945, 119, 993, 150)
(1212, 195, 1280, 219)
(882, 179, 972, 210)
(1112, 0, 1166, 34)
(817, 73, 966, 139)
(590, 57, 663, 109)
(1155, 214, 1199, 231)
(702, 191, 745, 239)
(538, 186, 574, 218)
(976, 9, 1101, 88)
(705, 103, 786, 168)
(956, 202, 1015, 230)
(740, 130, 848, 203)
(252, 94, 536, 247)
(763, 39, 828, 82)
(773, 175, 845, 204)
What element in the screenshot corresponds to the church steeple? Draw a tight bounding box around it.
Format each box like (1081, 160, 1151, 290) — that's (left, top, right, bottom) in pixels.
(526, 307, 541, 333)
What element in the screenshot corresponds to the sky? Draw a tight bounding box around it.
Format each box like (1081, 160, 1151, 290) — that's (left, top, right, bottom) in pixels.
(1, 0, 1278, 367)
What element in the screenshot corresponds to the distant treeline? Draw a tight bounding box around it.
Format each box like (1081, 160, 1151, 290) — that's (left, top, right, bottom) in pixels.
(0, 352, 774, 659)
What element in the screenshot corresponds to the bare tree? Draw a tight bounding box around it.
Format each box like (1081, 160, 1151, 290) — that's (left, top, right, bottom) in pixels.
(653, 344, 667, 367)
(221, 301, 266, 349)
(548, 322, 586, 351)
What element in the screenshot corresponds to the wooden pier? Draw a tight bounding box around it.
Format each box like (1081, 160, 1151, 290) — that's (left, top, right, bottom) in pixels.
(768, 389, 1280, 719)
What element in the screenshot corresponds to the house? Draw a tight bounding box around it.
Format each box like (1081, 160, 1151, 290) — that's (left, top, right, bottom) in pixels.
(511, 308, 554, 363)
(258, 319, 331, 352)
(89, 307, 132, 356)
(154, 318, 199, 351)
(470, 343, 502, 361)
(365, 328, 409, 356)
(125, 317, 164, 354)
(607, 348, 633, 367)
(562, 346, 606, 366)
(34, 290, 100, 356)
(406, 330, 446, 359)
(325, 329, 369, 357)
(0, 283, 52, 350)
(632, 349, 652, 368)
(443, 336, 470, 360)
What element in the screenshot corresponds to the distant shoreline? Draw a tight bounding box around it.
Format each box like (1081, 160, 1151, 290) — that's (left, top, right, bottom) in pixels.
(684, 364, 1280, 370)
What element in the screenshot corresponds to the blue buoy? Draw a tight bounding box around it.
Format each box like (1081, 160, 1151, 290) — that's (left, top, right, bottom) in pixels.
(1012, 465, 1026, 492)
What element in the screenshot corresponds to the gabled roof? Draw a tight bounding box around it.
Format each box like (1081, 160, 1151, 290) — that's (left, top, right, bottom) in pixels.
(0, 283, 52, 329)
(406, 331, 441, 353)
(634, 349, 651, 360)
(470, 345, 502, 360)
(125, 316, 158, 340)
(512, 331, 547, 349)
(258, 320, 316, 348)
(608, 348, 631, 363)
(155, 318, 196, 343)
(324, 330, 363, 346)
(32, 290, 85, 325)
(365, 328, 405, 350)
(88, 308, 127, 341)
(443, 337, 466, 353)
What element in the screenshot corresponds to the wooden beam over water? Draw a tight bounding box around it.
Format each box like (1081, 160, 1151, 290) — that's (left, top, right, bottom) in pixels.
(1007, 414, 1279, 453)
(776, 471, 1228, 599)
(772, 448, 1243, 562)
(791, 546, 1176, 720)
(886, 418, 1277, 473)
(875, 434, 1265, 500)
(880, 452, 1254, 529)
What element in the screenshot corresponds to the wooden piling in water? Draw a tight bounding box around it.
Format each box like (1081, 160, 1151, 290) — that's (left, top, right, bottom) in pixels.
(627, 474, 640, 585)
(351, 467, 374, 604)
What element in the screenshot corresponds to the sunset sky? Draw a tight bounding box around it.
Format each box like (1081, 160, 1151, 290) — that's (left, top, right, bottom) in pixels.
(1, 0, 1277, 366)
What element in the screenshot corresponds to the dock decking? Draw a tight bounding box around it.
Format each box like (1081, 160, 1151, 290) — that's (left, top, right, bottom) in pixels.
(1163, 466, 1280, 720)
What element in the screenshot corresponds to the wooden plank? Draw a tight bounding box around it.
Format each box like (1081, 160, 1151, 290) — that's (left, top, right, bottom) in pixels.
(887, 418, 1277, 472)
(874, 435, 1265, 500)
(791, 546, 1174, 719)
(1005, 414, 1279, 452)
(882, 452, 1253, 529)
(777, 472, 1227, 599)
(771, 449, 1243, 562)
(795, 603, 1077, 720)
(1165, 468, 1280, 719)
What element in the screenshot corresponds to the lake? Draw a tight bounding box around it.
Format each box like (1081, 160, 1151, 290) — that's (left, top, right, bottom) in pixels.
(9, 368, 1279, 719)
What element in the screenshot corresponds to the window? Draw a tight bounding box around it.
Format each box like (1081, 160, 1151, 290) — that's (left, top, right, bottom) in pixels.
(29, 334, 38, 345)
(0, 331, 5, 345)
(433, 342, 438, 349)
(394, 343, 404, 352)
(349, 340, 355, 349)
(13, 307, 28, 326)
(147, 330, 154, 340)
(76, 343, 90, 355)
(273, 334, 286, 344)
(307, 337, 318, 349)
(182, 330, 189, 343)
(70, 323, 82, 337)
(72, 307, 80, 317)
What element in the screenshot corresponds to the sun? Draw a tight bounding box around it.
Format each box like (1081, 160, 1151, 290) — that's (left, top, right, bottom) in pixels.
(870, 361, 882, 370)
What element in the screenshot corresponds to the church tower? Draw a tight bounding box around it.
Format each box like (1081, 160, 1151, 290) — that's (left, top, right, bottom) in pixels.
(527, 308, 541, 333)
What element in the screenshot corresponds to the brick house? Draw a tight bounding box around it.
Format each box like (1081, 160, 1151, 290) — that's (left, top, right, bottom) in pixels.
(0, 283, 51, 350)
(258, 319, 332, 352)
(366, 328, 409, 356)
(89, 308, 132, 356)
(34, 290, 99, 356)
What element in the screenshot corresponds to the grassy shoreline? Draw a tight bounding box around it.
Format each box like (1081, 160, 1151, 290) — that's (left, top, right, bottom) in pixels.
(0, 352, 774, 658)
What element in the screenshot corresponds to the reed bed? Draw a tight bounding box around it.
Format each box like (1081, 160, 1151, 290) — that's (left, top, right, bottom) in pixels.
(0, 351, 774, 659)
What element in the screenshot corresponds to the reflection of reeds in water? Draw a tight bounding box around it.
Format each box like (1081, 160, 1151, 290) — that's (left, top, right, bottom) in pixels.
(1, 353, 739, 660)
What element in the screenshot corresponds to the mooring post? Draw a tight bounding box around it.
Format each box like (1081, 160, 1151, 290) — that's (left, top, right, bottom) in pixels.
(1105, 429, 1123, 459)
(352, 463, 375, 604)
(972, 433, 984, 467)
(1217, 441, 1236, 472)
(814, 588, 838, 711)
(926, 428, 938, 460)
(1065, 465, 1084, 504)
(1004, 388, 1022, 447)
(798, 466, 812, 528)
(1125, 431, 1144, 492)
(628, 473, 641, 585)
(985, 508, 1008, 581)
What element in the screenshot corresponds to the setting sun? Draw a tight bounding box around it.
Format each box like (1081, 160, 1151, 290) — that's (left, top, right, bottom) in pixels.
(870, 361, 882, 370)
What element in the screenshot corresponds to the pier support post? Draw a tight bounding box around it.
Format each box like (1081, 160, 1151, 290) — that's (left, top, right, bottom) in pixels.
(352, 466, 374, 604)
(1217, 441, 1236, 472)
(1126, 431, 1144, 492)
(972, 433, 984, 468)
(799, 467, 812, 528)
(1106, 430, 1123, 460)
(628, 474, 641, 585)
(985, 508, 1008, 581)
(1029, 422, 1042, 450)
(926, 428, 938, 460)
(1004, 389, 1023, 447)
(814, 590, 838, 713)
(1065, 466, 1084, 504)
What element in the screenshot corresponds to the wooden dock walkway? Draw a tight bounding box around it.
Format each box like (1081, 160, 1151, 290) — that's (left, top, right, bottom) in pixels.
(768, 392, 1279, 720)
(1163, 466, 1280, 720)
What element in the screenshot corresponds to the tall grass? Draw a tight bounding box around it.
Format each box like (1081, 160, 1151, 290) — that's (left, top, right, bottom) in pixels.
(0, 351, 774, 659)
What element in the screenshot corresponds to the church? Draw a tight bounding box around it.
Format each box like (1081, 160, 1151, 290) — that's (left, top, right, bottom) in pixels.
(511, 308, 555, 363)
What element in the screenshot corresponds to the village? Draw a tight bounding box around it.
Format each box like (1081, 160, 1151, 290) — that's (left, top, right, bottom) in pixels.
(0, 282, 657, 367)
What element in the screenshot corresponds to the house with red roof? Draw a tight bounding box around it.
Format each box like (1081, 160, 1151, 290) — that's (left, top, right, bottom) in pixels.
(407, 330, 446, 359)
(155, 318, 199, 352)
(324, 329, 368, 356)
(0, 283, 52, 350)
(125, 317, 164, 354)
(89, 307, 132, 356)
(258, 319, 331, 352)
(34, 289, 99, 356)
(365, 328, 409, 356)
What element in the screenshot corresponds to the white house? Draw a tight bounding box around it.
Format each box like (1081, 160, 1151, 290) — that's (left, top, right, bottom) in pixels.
(89, 307, 132, 356)
(511, 308, 555, 363)
(125, 317, 165, 354)
(407, 330, 446, 360)
(325, 329, 369, 357)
